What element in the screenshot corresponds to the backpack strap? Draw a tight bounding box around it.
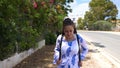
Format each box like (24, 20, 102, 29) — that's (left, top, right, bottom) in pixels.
(59, 35, 63, 60)
(76, 34, 81, 63)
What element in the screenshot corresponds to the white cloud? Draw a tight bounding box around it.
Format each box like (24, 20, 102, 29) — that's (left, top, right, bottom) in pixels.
(69, 0, 78, 8)
(111, 0, 120, 19)
(68, 0, 120, 20)
(68, 2, 89, 22)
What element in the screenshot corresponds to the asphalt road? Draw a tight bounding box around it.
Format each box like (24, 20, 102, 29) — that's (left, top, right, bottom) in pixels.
(78, 31, 120, 63)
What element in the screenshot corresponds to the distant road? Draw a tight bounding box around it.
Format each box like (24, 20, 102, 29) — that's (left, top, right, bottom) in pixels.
(78, 31, 120, 63)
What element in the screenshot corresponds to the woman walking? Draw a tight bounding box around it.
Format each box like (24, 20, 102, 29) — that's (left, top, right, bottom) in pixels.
(53, 18, 88, 68)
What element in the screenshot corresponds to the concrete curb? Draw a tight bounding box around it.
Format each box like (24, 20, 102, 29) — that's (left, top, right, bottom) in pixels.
(0, 40, 45, 68)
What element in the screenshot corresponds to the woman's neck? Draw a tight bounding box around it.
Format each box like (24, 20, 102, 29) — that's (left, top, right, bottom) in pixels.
(65, 34, 75, 41)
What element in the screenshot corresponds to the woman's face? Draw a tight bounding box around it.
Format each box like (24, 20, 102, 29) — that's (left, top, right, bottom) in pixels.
(64, 25, 74, 39)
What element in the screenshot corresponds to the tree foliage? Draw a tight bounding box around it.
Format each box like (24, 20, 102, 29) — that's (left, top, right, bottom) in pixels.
(77, 17, 84, 29)
(0, 0, 73, 60)
(84, 0, 118, 30)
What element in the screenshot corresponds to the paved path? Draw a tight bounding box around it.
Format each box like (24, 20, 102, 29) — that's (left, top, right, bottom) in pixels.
(13, 43, 113, 68)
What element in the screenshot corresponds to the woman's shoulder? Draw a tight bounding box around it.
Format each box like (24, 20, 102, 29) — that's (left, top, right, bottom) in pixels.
(57, 34, 63, 41)
(76, 33, 83, 38)
(76, 33, 84, 42)
(57, 34, 63, 39)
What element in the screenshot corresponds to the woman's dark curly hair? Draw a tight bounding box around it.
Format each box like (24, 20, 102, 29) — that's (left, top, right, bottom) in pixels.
(62, 18, 77, 35)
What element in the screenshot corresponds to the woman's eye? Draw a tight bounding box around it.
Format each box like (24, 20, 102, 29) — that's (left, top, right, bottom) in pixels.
(70, 30, 72, 32)
(65, 30, 72, 33)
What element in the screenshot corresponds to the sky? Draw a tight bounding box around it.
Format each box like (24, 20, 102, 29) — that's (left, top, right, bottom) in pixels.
(68, 0, 120, 22)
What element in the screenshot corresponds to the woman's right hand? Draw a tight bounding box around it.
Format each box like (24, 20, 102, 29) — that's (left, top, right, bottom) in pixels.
(56, 59, 61, 65)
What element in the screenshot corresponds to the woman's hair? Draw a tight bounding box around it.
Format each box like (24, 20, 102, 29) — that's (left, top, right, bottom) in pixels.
(62, 18, 77, 35)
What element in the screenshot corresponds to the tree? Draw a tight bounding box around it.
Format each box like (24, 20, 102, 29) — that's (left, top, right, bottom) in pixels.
(84, 0, 118, 30)
(77, 17, 84, 29)
(31, 0, 73, 33)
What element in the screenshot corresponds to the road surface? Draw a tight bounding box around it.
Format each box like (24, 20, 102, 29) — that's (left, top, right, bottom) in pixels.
(78, 31, 120, 65)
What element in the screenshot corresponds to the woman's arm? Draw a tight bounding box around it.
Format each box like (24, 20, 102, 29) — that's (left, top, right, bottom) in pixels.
(80, 38, 88, 60)
(53, 35, 62, 64)
(77, 34, 88, 60)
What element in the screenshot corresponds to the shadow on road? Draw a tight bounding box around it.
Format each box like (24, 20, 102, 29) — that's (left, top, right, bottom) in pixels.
(91, 42, 105, 48)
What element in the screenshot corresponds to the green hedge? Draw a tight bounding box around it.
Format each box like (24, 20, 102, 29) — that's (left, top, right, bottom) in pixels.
(45, 32, 57, 45)
(0, 0, 39, 60)
(0, 0, 71, 60)
(0, 20, 39, 60)
(93, 20, 112, 31)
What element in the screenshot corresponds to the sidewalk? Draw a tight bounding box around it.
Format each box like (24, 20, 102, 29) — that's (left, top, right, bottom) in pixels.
(13, 43, 115, 68)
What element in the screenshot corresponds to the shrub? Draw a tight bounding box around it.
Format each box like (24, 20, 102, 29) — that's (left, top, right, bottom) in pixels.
(93, 20, 112, 31)
(45, 32, 57, 45)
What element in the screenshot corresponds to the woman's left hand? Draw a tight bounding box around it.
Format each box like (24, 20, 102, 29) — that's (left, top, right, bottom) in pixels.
(78, 61, 82, 67)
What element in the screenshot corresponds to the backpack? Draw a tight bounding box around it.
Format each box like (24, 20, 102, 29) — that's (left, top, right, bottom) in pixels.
(58, 34, 81, 64)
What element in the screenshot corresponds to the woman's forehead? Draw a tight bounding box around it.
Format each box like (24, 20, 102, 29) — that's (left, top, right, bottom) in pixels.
(64, 25, 74, 30)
